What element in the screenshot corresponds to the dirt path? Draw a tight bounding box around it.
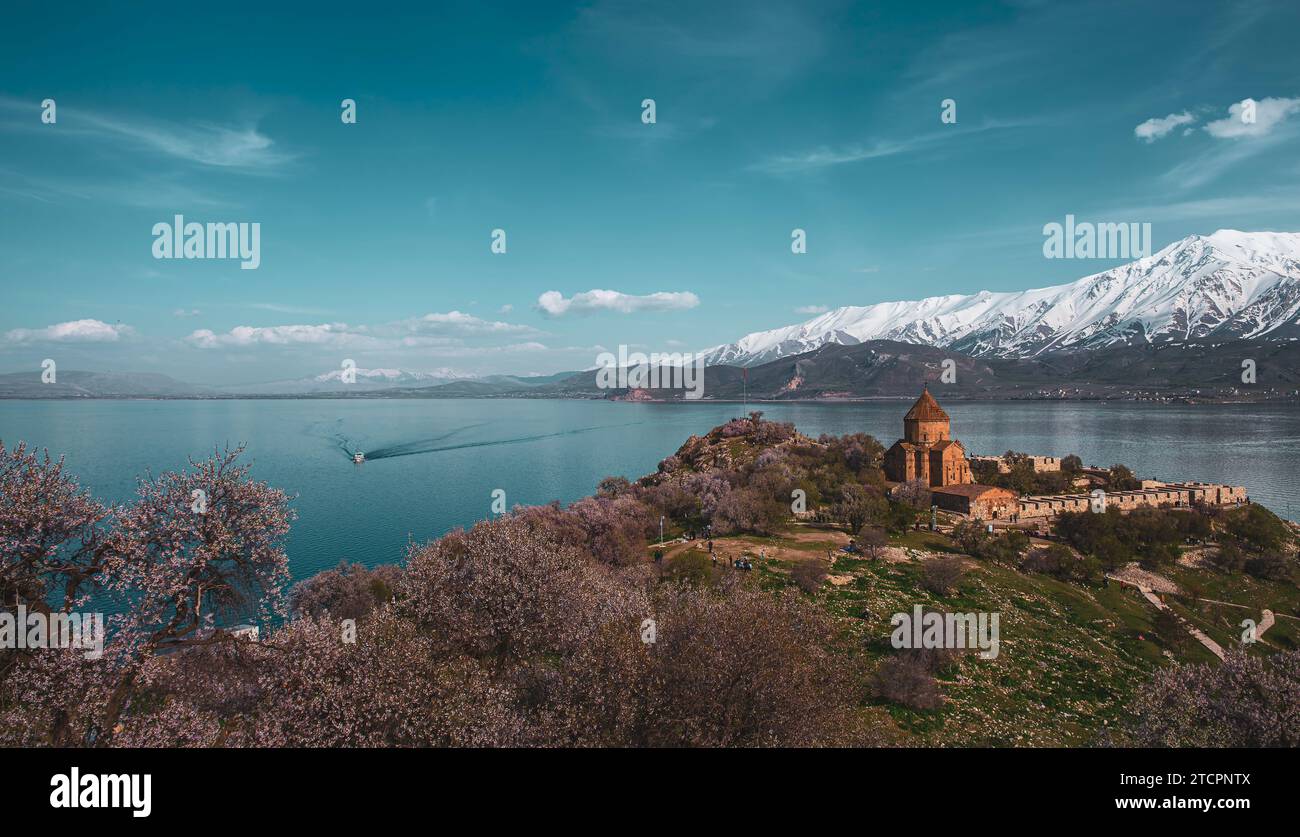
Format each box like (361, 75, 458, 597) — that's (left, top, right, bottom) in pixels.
(1108, 564, 1182, 595)
(648, 527, 853, 568)
(1257, 609, 1275, 640)
(1107, 573, 1226, 660)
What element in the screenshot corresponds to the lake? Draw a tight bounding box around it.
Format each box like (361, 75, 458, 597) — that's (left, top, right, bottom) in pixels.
(2, 398, 1297, 585)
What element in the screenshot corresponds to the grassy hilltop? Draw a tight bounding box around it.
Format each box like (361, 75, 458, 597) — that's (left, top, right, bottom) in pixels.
(646, 413, 1300, 746)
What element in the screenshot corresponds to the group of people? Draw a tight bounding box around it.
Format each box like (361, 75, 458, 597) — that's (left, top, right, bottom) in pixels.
(701, 539, 756, 571)
(657, 534, 764, 573)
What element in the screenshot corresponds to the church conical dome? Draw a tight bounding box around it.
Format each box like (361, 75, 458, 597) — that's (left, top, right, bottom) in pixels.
(904, 386, 949, 422)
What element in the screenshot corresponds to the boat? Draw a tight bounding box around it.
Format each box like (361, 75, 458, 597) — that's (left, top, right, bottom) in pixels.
(353, 452, 365, 464)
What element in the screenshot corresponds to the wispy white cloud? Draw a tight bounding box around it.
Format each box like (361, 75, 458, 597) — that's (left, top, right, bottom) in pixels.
(1132, 96, 1300, 189)
(1102, 190, 1300, 223)
(795, 304, 829, 314)
(79, 112, 292, 171)
(0, 97, 293, 172)
(172, 308, 202, 318)
(536, 289, 700, 317)
(247, 303, 333, 316)
(4, 318, 133, 345)
(0, 167, 231, 209)
(751, 119, 1041, 174)
(541, 0, 826, 142)
(1135, 111, 1195, 142)
(1204, 96, 1300, 138)
(399, 310, 540, 336)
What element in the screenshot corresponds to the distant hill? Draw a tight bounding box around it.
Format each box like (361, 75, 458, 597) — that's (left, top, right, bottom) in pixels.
(531, 339, 1300, 401)
(215, 368, 588, 397)
(0, 370, 210, 398)
(3, 341, 1295, 402)
(219, 367, 469, 395)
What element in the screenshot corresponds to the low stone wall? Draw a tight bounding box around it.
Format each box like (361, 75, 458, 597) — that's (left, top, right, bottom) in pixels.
(971, 454, 1061, 474)
(1017, 481, 1247, 520)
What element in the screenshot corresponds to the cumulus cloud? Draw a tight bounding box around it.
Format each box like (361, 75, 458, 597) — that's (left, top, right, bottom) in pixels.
(1204, 96, 1300, 138)
(401, 310, 538, 336)
(536, 289, 700, 317)
(795, 305, 829, 314)
(1134, 111, 1195, 142)
(4, 319, 133, 344)
(186, 323, 383, 350)
(186, 311, 542, 351)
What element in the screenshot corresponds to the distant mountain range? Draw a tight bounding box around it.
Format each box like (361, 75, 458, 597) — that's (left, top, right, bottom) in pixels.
(699, 230, 1300, 366)
(219, 367, 472, 395)
(4, 230, 1299, 402)
(533, 338, 1300, 401)
(0, 370, 211, 398)
(4, 341, 1297, 402)
(0, 367, 585, 399)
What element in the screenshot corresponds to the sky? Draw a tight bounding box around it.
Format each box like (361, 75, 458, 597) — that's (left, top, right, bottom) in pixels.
(1, 0, 1298, 385)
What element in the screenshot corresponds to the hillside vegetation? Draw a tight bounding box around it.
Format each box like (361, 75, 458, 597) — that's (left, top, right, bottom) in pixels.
(3, 416, 1297, 747)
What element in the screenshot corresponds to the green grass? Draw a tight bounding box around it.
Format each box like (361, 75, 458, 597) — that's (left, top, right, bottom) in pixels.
(653, 524, 1300, 745)
(1163, 564, 1300, 654)
(822, 555, 1212, 746)
(889, 529, 961, 553)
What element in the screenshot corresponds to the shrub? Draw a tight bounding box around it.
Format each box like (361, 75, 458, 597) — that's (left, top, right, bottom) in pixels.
(833, 483, 887, 534)
(663, 551, 713, 586)
(1124, 650, 1300, 747)
(983, 529, 1029, 563)
(290, 561, 402, 620)
(893, 479, 932, 510)
(882, 501, 917, 535)
(869, 653, 943, 710)
(790, 560, 828, 593)
(857, 526, 889, 559)
(1107, 464, 1141, 491)
(1244, 552, 1294, 583)
(1223, 504, 1289, 553)
(1021, 543, 1097, 583)
(1055, 507, 1187, 571)
(921, 557, 966, 596)
(1152, 609, 1190, 654)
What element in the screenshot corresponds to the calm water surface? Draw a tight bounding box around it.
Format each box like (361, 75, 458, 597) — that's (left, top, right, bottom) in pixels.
(2, 399, 1297, 584)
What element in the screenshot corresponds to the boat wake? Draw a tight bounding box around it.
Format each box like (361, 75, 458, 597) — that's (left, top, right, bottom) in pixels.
(335, 421, 646, 462)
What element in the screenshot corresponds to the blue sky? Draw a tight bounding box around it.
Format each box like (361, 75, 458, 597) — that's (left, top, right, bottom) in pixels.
(2, 0, 1298, 385)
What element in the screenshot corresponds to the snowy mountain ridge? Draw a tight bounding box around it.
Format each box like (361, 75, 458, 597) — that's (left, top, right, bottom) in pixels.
(699, 230, 1300, 366)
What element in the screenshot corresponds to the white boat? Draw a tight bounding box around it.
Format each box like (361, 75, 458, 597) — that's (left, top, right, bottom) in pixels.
(353, 452, 365, 464)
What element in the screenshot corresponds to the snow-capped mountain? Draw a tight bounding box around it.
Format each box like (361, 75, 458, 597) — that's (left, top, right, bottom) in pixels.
(311, 367, 468, 385)
(700, 230, 1300, 366)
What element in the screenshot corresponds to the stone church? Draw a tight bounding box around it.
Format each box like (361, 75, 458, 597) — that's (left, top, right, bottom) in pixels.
(884, 386, 972, 487)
